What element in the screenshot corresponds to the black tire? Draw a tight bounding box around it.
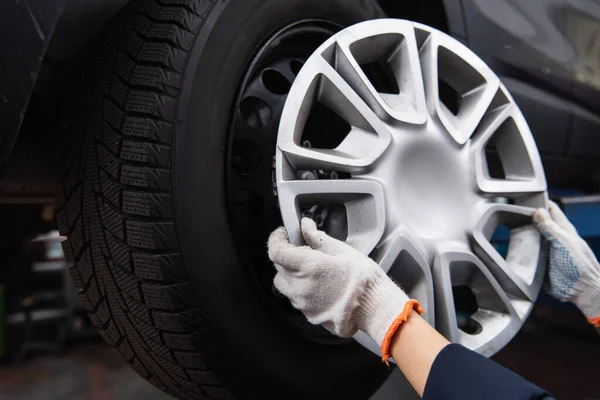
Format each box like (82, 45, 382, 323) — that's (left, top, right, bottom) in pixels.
(57, 0, 388, 399)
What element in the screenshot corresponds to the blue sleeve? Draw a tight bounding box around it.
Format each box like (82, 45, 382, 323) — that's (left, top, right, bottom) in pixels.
(423, 344, 554, 400)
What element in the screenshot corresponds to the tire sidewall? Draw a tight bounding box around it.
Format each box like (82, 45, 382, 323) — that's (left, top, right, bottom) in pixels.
(174, 0, 388, 398)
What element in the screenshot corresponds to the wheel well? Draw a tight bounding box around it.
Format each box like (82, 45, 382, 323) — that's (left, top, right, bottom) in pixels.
(378, 0, 449, 32)
(0, 0, 130, 202)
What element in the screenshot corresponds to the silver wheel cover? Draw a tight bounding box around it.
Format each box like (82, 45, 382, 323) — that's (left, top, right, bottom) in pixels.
(275, 19, 548, 357)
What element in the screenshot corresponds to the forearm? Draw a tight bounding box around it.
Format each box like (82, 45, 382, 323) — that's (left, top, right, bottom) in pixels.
(390, 312, 449, 396)
(390, 312, 554, 400)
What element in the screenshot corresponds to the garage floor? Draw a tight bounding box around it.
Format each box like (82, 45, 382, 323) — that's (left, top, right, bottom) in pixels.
(1, 308, 598, 400)
(0, 340, 169, 400)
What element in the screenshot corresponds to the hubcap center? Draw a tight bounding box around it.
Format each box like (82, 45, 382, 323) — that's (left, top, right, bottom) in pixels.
(377, 123, 477, 244)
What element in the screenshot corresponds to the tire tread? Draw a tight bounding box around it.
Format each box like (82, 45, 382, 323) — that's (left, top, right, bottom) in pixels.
(56, 1, 226, 399)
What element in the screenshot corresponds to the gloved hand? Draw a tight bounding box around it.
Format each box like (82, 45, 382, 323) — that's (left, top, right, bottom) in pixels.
(268, 218, 423, 362)
(533, 201, 600, 328)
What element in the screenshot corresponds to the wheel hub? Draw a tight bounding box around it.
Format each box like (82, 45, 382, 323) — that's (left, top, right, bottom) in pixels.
(275, 19, 549, 357)
(227, 20, 354, 344)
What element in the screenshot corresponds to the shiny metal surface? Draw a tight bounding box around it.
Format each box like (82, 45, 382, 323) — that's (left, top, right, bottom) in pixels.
(276, 19, 548, 357)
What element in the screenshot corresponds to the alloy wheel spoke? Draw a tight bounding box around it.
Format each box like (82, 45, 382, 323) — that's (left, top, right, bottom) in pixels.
(277, 179, 386, 255)
(432, 246, 522, 356)
(372, 228, 435, 324)
(472, 97, 547, 194)
(418, 26, 500, 145)
(472, 203, 547, 302)
(278, 127, 391, 174)
(277, 55, 392, 174)
(328, 20, 428, 124)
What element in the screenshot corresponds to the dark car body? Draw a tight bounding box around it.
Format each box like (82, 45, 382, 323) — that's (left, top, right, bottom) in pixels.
(1, 0, 599, 200)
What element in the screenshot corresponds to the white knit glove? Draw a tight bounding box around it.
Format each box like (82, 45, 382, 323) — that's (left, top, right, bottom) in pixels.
(268, 218, 422, 349)
(533, 201, 600, 328)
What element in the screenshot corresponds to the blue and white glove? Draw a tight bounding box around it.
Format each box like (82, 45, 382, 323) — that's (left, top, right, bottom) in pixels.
(533, 201, 600, 328)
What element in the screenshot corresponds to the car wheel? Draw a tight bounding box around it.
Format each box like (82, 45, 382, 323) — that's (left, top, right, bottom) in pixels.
(56, 0, 389, 399)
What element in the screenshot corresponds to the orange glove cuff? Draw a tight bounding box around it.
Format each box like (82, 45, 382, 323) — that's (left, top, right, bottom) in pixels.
(380, 299, 424, 366)
(588, 316, 600, 328)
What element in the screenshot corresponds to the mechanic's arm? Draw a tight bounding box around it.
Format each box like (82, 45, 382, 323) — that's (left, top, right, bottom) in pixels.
(268, 218, 554, 399)
(391, 312, 554, 399)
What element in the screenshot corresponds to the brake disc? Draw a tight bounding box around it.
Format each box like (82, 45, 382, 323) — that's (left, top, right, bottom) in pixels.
(275, 19, 548, 357)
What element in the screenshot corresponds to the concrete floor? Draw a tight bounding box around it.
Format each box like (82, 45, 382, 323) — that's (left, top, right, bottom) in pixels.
(0, 310, 598, 400)
(0, 341, 170, 400)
